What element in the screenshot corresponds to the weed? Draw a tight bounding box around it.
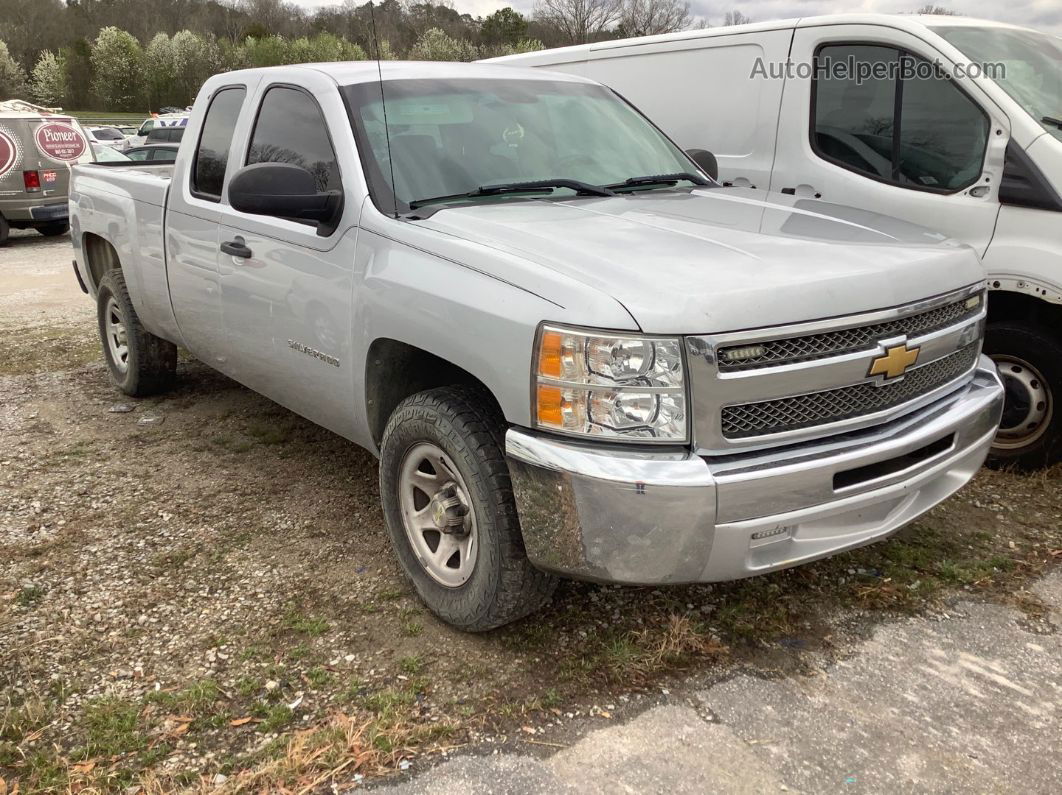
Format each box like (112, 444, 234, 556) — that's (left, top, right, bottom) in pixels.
(284, 609, 330, 637)
(399, 655, 424, 675)
(79, 697, 145, 758)
(16, 584, 45, 607)
(402, 620, 423, 637)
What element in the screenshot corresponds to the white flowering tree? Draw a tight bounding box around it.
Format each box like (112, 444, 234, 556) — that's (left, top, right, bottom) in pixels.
(30, 51, 67, 106)
(90, 27, 145, 110)
(408, 28, 477, 62)
(0, 40, 29, 99)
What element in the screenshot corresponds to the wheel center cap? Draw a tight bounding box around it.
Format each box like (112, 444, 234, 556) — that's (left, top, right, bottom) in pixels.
(429, 482, 469, 534)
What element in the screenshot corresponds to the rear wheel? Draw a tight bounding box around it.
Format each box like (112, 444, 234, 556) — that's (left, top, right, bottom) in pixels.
(379, 385, 557, 631)
(38, 221, 70, 237)
(984, 321, 1062, 470)
(96, 269, 177, 396)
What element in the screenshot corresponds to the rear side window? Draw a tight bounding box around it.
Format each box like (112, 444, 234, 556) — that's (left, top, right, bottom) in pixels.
(247, 86, 340, 193)
(192, 88, 245, 199)
(812, 44, 989, 192)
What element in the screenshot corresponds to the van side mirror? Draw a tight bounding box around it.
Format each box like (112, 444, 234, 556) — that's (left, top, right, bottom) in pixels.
(228, 163, 342, 235)
(685, 149, 719, 182)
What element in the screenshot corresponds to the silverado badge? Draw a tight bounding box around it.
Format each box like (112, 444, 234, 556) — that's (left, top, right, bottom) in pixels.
(868, 342, 920, 381)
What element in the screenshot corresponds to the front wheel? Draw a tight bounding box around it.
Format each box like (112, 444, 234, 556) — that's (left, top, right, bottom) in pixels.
(379, 386, 557, 631)
(984, 321, 1062, 471)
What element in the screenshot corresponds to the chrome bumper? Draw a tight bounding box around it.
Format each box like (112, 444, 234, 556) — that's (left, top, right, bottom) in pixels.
(505, 357, 1004, 585)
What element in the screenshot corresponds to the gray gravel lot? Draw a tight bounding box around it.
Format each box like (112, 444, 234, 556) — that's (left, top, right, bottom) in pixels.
(2, 233, 1060, 793)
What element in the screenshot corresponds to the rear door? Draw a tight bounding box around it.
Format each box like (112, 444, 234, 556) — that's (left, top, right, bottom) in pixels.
(773, 24, 1007, 255)
(165, 82, 254, 363)
(214, 71, 363, 437)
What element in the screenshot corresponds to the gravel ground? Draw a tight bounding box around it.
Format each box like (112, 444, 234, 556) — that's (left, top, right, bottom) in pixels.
(2, 233, 1060, 793)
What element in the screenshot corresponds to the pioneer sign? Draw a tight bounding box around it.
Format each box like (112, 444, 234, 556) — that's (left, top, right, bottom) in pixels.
(0, 129, 16, 177)
(34, 121, 87, 162)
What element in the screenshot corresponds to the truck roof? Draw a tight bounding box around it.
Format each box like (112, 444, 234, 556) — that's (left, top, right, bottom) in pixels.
(219, 60, 597, 86)
(483, 14, 1041, 64)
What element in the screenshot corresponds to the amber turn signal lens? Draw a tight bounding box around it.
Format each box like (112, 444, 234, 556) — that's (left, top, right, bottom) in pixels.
(537, 330, 564, 378)
(536, 384, 565, 426)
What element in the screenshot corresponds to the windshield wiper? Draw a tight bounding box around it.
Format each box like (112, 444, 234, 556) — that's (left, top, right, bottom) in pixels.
(409, 179, 614, 210)
(1041, 115, 1062, 129)
(605, 172, 712, 191)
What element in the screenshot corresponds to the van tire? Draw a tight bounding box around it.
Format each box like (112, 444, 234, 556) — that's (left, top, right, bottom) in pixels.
(379, 385, 557, 631)
(984, 321, 1062, 471)
(38, 222, 70, 237)
(0, 215, 9, 245)
(96, 269, 177, 396)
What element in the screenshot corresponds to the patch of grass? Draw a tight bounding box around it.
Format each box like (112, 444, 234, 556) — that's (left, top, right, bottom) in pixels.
(402, 620, 423, 637)
(16, 584, 46, 607)
(236, 676, 260, 698)
(399, 655, 424, 675)
(254, 704, 294, 733)
(0, 326, 100, 376)
(145, 679, 222, 717)
(79, 697, 145, 758)
(245, 419, 293, 445)
(305, 667, 332, 687)
(283, 609, 330, 637)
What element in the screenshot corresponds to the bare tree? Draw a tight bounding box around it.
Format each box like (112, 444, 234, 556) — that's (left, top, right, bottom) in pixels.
(911, 5, 957, 14)
(534, 0, 624, 44)
(723, 10, 751, 26)
(618, 0, 691, 37)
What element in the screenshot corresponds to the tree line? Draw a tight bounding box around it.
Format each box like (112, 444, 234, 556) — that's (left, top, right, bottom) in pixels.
(0, 0, 730, 111)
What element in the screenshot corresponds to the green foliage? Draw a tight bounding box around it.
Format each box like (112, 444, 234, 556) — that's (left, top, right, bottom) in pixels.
(481, 8, 529, 45)
(90, 27, 145, 111)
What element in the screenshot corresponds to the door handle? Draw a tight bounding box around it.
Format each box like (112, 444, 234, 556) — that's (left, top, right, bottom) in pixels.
(780, 186, 822, 199)
(220, 236, 252, 258)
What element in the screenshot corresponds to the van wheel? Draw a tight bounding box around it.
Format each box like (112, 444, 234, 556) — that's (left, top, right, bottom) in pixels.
(0, 215, 9, 245)
(379, 385, 557, 631)
(96, 269, 177, 396)
(38, 222, 70, 237)
(984, 321, 1062, 471)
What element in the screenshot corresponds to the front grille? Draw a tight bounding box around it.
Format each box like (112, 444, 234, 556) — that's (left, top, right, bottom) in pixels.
(720, 343, 979, 439)
(717, 295, 980, 372)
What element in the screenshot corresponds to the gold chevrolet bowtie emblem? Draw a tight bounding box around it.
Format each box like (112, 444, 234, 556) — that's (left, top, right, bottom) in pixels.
(868, 343, 920, 380)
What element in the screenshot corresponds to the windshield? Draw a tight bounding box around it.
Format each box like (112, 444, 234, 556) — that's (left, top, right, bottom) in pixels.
(935, 26, 1062, 142)
(92, 127, 123, 140)
(343, 78, 697, 214)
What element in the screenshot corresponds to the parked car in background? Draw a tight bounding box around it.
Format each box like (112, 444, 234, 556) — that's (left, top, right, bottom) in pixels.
(0, 99, 92, 244)
(86, 126, 129, 151)
(70, 62, 1003, 630)
(131, 113, 188, 147)
(124, 144, 178, 163)
(491, 14, 1062, 469)
(144, 126, 185, 146)
(92, 143, 131, 162)
(116, 126, 138, 138)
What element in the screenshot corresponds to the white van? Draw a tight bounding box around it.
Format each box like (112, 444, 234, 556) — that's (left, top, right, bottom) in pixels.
(130, 112, 189, 147)
(490, 14, 1062, 469)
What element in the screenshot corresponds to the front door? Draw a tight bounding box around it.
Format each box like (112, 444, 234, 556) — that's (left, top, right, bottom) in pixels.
(773, 25, 1009, 256)
(215, 79, 360, 438)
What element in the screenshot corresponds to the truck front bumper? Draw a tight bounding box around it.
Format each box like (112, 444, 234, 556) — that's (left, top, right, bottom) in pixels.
(506, 357, 1004, 585)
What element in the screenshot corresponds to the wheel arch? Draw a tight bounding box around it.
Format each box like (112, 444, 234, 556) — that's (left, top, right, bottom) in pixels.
(363, 338, 504, 450)
(82, 232, 123, 293)
(987, 290, 1062, 337)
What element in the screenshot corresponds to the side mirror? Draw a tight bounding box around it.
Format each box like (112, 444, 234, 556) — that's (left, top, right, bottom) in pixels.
(685, 149, 719, 182)
(227, 162, 341, 235)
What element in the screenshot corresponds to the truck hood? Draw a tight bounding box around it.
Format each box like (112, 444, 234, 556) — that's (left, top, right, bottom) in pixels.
(415, 188, 985, 334)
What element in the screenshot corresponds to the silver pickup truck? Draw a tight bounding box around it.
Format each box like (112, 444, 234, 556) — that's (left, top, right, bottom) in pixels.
(70, 62, 1004, 631)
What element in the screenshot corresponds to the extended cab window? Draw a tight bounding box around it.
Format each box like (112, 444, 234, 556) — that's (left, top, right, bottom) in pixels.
(247, 86, 341, 194)
(812, 44, 989, 192)
(192, 88, 245, 199)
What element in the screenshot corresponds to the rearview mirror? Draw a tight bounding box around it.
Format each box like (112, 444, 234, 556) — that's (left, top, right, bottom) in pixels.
(227, 163, 341, 235)
(685, 149, 719, 182)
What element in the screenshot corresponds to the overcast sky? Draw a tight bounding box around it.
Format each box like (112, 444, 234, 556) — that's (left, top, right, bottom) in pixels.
(290, 0, 1062, 34)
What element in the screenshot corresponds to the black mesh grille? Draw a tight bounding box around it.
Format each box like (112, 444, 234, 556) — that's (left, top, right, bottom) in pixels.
(717, 296, 980, 372)
(720, 344, 979, 439)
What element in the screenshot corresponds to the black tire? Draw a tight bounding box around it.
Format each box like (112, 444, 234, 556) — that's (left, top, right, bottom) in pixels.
(96, 269, 177, 396)
(984, 321, 1062, 471)
(379, 385, 557, 631)
(0, 214, 9, 246)
(38, 221, 70, 237)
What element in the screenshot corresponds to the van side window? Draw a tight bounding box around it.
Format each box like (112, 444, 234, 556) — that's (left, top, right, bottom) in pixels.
(812, 44, 989, 192)
(246, 86, 341, 194)
(192, 87, 246, 200)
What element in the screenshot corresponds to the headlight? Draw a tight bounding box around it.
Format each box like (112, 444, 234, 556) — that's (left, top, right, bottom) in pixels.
(533, 324, 688, 442)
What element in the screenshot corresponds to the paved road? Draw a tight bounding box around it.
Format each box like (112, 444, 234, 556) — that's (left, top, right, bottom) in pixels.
(373, 573, 1062, 794)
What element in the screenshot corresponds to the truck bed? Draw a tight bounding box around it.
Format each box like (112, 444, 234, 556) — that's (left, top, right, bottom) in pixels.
(72, 162, 173, 207)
